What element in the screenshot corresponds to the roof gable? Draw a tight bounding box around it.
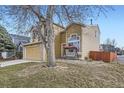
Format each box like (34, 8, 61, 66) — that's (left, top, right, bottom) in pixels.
(65, 23, 86, 31)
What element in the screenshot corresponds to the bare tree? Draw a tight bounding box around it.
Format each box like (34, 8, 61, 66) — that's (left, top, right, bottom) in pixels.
(111, 39, 117, 47)
(0, 5, 112, 67)
(105, 38, 112, 45)
(105, 38, 117, 47)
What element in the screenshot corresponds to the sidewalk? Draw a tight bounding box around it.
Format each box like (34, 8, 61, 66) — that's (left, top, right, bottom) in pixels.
(0, 60, 41, 67)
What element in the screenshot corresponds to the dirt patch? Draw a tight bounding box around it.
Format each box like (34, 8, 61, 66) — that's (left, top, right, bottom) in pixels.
(54, 66, 68, 72)
(15, 63, 46, 77)
(16, 63, 69, 77)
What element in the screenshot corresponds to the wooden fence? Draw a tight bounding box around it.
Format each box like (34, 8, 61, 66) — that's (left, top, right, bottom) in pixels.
(89, 51, 117, 62)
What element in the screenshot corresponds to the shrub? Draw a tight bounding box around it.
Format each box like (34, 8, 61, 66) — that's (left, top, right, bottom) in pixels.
(16, 52, 23, 59)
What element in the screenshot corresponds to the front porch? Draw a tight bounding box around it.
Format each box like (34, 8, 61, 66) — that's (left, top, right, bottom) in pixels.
(61, 45, 81, 60)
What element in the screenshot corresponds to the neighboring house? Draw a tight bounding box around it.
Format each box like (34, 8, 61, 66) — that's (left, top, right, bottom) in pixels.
(115, 47, 122, 55)
(23, 23, 100, 61)
(10, 34, 30, 52)
(100, 44, 124, 55)
(1, 34, 30, 59)
(115, 47, 124, 55)
(100, 44, 116, 52)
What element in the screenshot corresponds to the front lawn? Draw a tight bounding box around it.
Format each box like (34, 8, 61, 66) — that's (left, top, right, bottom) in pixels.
(0, 61, 124, 87)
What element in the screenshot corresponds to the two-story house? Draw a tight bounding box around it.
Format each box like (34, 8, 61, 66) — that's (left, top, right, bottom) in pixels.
(23, 23, 100, 61)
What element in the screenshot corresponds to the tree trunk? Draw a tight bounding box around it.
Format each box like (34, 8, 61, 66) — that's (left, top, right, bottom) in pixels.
(46, 6, 56, 67)
(47, 36, 56, 67)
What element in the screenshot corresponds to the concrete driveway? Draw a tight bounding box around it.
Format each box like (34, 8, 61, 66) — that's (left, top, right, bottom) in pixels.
(0, 60, 41, 67)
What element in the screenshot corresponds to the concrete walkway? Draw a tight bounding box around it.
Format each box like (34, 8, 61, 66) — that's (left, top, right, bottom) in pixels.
(0, 60, 41, 67)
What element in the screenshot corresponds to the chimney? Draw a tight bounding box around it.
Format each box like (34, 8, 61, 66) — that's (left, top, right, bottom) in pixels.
(90, 19, 93, 25)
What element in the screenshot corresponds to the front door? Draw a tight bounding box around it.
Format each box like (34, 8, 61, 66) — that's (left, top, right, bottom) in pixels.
(65, 49, 76, 57)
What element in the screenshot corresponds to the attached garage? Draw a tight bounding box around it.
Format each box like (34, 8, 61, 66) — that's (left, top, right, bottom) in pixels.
(23, 42, 45, 61)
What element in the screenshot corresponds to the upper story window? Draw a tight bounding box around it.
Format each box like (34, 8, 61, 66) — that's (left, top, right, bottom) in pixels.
(68, 35, 79, 41)
(68, 34, 80, 52)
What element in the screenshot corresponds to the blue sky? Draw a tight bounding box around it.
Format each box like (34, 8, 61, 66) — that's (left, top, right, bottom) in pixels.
(93, 5, 124, 48)
(1, 5, 124, 48)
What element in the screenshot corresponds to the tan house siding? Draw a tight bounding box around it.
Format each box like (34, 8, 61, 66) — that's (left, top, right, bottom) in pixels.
(53, 24, 65, 58)
(66, 24, 82, 39)
(55, 34, 61, 58)
(81, 25, 100, 59)
(60, 31, 66, 57)
(66, 24, 82, 52)
(60, 32, 66, 44)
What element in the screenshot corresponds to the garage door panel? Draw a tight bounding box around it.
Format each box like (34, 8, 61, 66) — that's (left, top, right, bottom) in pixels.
(24, 44, 43, 61)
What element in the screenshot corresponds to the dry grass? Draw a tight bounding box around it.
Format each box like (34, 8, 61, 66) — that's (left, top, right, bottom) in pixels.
(0, 61, 124, 87)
